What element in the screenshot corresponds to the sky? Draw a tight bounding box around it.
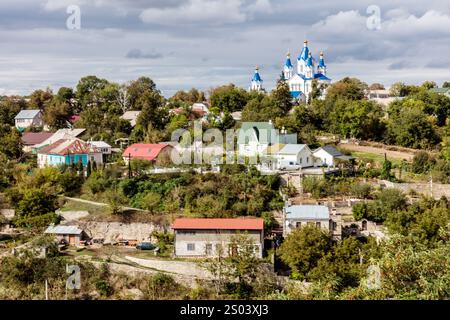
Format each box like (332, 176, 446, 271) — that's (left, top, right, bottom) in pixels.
(0, 0, 449, 97)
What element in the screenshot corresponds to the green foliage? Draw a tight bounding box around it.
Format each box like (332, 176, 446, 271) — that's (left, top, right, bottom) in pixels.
(104, 189, 128, 215)
(278, 225, 333, 279)
(209, 84, 248, 113)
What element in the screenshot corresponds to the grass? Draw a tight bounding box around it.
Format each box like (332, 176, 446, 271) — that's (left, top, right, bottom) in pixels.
(351, 151, 403, 166)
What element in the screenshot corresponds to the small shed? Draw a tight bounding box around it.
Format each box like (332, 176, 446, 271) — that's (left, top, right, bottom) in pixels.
(44, 225, 85, 246)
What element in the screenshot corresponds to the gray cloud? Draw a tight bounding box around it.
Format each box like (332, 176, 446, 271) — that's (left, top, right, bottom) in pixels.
(126, 48, 163, 59)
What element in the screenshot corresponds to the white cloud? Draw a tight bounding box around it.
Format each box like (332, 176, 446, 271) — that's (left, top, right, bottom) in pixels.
(140, 0, 247, 25)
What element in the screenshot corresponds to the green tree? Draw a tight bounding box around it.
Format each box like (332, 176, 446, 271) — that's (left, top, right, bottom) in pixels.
(271, 77, 292, 114)
(278, 225, 333, 279)
(209, 84, 248, 113)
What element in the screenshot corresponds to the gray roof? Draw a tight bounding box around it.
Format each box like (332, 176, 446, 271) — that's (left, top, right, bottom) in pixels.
(278, 144, 308, 155)
(15, 109, 41, 120)
(44, 225, 83, 235)
(317, 145, 343, 157)
(285, 205, 330, 220)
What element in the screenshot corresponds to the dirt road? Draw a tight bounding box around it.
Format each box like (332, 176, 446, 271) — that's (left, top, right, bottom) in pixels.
(338, 143, 415, 161)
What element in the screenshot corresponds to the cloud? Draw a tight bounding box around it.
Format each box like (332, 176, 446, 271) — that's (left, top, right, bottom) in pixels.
(140, 0, 247, 25)
(126, 48, 163, 59)
(388, 61, 412, 70)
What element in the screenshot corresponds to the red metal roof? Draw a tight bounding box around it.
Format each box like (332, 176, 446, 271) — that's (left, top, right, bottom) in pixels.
(22, 132, 53, 146)
(172, 218, 264, 230)
(39, 139, 99, 155)
(122, 143, 171, 161)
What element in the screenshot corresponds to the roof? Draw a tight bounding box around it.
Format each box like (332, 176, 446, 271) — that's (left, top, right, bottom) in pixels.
(314, 73, 331, 81)
(44, 225, 83, 235)
(252, 70, 262, 82)
(285, 205, 330, 220)
(306, 55, 314, 67)
(122, 143, 171, 161)
(21, 132, 53, 146)
(89, 141, 111, 148)
(298, 45, 310, 61)
(315, 145, 343, 157)
(285, 56, 293, 69)
(69, 115, 81, 124)
(15, 109, 41, 120)
(264, 143, 285, 154)
(278, 144, 308, 155)
(38, 138, 100, 156)
(290, 91, 303, 98)
(121, 111, 141, 127)
(318, 57, 326, 68)
(33, 128, 86, 149)
(172, 218, 264, 230)
(429, 88, 450, 94)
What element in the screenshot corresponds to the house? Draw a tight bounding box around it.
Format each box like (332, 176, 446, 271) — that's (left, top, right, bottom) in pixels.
(192, 103, 209, 114)
(32, 128, 86, 153)
(429, 87, 450, 98)
(367, 89, 403, 107)
(172, 218, 264, 258)
(21, 132, 53, 153)
(313, 145, 354, 168)
(276, 144, 314, 169)
(37, 138, 103, 168)
(283, 204, 333, 236)
(122, 143, 173, 165)
(121, 111, 141, 127)
(14, 109, 44, 130)
(44, 225, 86, 246)
(89, 141, 112, 162)
(237, 121, 297, 158)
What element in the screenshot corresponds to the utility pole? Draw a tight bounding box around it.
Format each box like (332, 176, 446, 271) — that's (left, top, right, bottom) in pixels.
(45, 279, 48, 300)
(128, 153, 132, 179)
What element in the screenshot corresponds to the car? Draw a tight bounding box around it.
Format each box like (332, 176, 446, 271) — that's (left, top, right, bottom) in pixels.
(136, 242, 156, 250)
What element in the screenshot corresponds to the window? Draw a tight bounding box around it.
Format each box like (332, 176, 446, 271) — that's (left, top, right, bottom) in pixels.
(306, 157, 309, 163)
(215, 243, 222, 254)
(187, 243, 195, 251)
(205, 244, 212, 255)
(316, 222, 321, 228)
(299, 158, 302, 164)
(296, 222, 301, 228)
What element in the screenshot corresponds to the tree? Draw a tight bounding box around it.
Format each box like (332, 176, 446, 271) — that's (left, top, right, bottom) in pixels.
(126, 77, 158, 110)
(380, 157, 393, 180)
(369, 83, 385, 90)
(421, 81, 437, 90)
(209, 84, 248, 113)
(105, 189, 128, 215)
(0, 125, 23, 159)
(86, 161, 92, 178)
(443, 81, 450, 88)
(43, 101, 73, 130)
(326, 77, 368, 101)
(271, 77, 292, 114)
(0, 96, 26, 126)
(28, 89, 53, 110)
(278, 225, 333, 279)
(141, 192, 162, 214)
(411, 151, 433, 174)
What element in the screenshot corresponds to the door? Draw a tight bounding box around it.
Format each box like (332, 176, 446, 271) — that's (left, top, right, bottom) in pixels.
(69, 235, 76, 245)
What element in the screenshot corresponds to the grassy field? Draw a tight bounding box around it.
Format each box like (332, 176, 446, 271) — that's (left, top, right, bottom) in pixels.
(351, 151, 403, 166)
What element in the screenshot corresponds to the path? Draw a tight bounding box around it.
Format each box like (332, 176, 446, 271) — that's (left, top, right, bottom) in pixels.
(64, 197, 149, 213)
(339, 143, 415, 160)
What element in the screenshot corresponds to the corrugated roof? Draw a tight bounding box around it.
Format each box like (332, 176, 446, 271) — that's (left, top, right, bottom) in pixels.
(278, 144, 307, 155)
(15, 109, 41, 119)
(22, 132, 53, 146)
(44, 225, 83, 235)
(34, 128, 86, 149)
(285, 205, 330, 220)
(172, 218, 264, 230)
(122, 143, 171, 161)
(38, 138, 99, 155)
(90, 141, 111, 148)
(317, 145, 343, 157)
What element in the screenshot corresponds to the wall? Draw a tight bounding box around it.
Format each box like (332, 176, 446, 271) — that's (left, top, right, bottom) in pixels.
(175, 229, 263, 258)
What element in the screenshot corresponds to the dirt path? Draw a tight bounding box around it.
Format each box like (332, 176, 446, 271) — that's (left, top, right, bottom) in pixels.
(64, 196, 149, 213)
(338, 143, 415, 160)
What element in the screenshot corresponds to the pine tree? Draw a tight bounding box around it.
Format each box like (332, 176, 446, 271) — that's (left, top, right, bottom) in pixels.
(86, 160, 92, 177)
(272, 77, 292, 115)
(92, 160, 97, 172)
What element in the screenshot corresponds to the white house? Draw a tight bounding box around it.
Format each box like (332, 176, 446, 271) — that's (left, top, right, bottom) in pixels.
(89, 141, 112, 155)
(313, 145, 354, 168)
(121, 111, 141, 127)
(284, 204, 332, 236)
(276, 144, 314, 169)
(14, 109, 44, 130)
(172, 218, 264, 258)
(237, 121, 297, 158)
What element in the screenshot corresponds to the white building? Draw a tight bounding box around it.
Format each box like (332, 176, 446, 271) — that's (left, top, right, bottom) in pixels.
(276, 144, 314, 169)
(283, 40, 331, 101)
(14, 109, 44, 130)
(284, 204, 332, 236)
(121, 111, 141, 127)
(313, 145, 354, 168)
(172, 218, 264, 258)
(89, 141, 112, 155)
(237, 121, 297, 158)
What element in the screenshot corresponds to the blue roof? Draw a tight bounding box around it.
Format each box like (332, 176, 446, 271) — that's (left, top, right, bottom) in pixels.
(285, 205, 330, 220)
(306, 55, 313, 67)
(314, 73, 331, 81)
(290, 91, 303, 98)
(318, 57, 326, 68)
(285, 57, 293, 68)
(252, 70, 262, 82)
(298, 46, 309, 61)
(297, 73, 313, 80)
